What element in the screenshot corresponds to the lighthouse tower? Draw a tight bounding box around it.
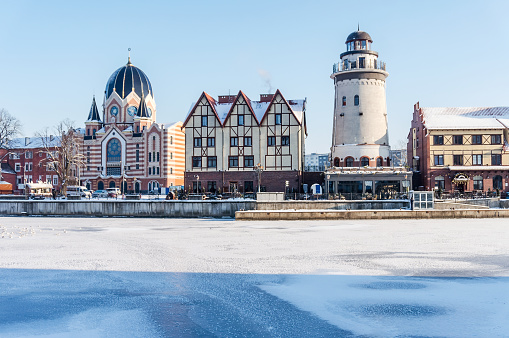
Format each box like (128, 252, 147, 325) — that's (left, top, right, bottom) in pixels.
(330, 29, 390, 168)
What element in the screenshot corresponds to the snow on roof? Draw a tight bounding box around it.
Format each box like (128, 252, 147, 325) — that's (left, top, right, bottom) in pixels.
(123, 126, 133, 132)
(1, 163, 16, 175)
(213, 103, 234, 124)
(287, 99, 305, 123)
(8, 136, 61, 149)
(251, 101, 270, 122)
(421, 107, 509, 129)
(96, 127, 106, 134)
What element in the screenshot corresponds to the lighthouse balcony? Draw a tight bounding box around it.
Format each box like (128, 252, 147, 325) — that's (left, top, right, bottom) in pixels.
(332, 60, 386, 74)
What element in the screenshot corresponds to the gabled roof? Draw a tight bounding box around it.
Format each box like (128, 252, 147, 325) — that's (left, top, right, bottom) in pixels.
(1, 163, 16, 175)
(86, 96, 102, 122)
(8, 136, 61, 149)
(183, 92, 223, 127)
(420, 107, 509, 130)
(260, 89, 305, 125)
(221, 90, 260, 125)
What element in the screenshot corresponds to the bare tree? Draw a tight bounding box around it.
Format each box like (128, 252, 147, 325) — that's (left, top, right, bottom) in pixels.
(37, 119, 84, 195)
(0, 108, 22, 149)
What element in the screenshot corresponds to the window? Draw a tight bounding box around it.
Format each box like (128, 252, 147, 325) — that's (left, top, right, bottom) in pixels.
(244, 156, 254, 167)
(453, 135, 463, 145)
(342, 96, 346, 106)
(360, 157, 369, 166)
(207, 156, 217, 168)
(359, 57, 365, 68)
(434, 155, 444, 165)
(229, 156, 239, 167)
(170, 153, 173, 159)
(472, 154, 483, 165)
(435, 176, 445, 190)
(149, 167, 152, 175)
(201, 116, 208, 127)
(433, 135, 444, 145)
(354, 95, 359, 106)
(157, 152, 160, 162)
(107, 138, 121, 162)
(136, 150, 139, 162)
(376, 157, 383, 167)
(53, 176, 58, 185)
(244, 137, 252, 147)
(281, 136, 290, 146)
(39, 151, 43, 157)
(473, 176, 483, 190)
(148, 153, 152, 162)
(17, 176, 22, 184)
(15, 163, 21, 172)
(453, 155, 463, 165)
(493, 175, 503, 190)
(157, 167, 160, 175)
(136, 164, 139, 170)
(351, 61, 357, 69)
(275, 114, 282, 125)
(25, 151, 33, 159)
(492, 154, 502, 165)
(230, 137, 238, 147)
(238, 115, 244, 126)
(345, 157, 353, 167)
(491, 135, 502, 144)
(194, 137, 202, 147)
(46, 175, 51, 183)
(192, 156, 202, 168)
(207, 137, 215, 147)
(244, 181, 254, 192)
(170, 168, 173, 174)
(207, 181, 217, 193)
(472, 135, 482, 145)
(170, 136, 173, 144)
(268, 136, 276, 146)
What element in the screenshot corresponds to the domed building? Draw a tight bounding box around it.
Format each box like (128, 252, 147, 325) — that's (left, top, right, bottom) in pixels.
(80, 57, 185, 194)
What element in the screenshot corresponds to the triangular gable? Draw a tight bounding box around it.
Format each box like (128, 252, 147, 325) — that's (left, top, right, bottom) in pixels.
(222, 90, 260, 126)
(183, 92, 222, 127)
(259, 89, 304, 125)
(103, 124, 127, 142)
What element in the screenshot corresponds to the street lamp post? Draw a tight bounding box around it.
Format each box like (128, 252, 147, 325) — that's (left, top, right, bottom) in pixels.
(194, 175, 200, 193)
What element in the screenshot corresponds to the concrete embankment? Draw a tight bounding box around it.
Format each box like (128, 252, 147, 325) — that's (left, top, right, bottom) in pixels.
(235, 209, 509, 220)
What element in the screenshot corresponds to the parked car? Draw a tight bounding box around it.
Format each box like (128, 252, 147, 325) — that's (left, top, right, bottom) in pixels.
(92, 189, 108, 198)
(66, 186, 92, 198)
(106, 187, 122, 198)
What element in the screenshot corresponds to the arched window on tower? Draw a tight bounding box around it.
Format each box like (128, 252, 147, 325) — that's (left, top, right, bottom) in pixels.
(376, 157, 383, 167)
(360, 157, 369, 167)
(342, 96, 346, 106)
(354, 95, 359, 106)
(345, 157, 353, 167)
(334, 157, 340, 167)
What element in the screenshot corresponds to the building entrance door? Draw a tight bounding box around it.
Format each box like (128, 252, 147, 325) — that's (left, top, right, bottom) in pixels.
(229, 182, 238, 193)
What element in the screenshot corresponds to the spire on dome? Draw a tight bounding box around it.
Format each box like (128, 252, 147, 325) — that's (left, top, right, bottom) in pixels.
(86, 96, 102, 122)
(127, 48, 132, 65)
(136, 94, 150, 118)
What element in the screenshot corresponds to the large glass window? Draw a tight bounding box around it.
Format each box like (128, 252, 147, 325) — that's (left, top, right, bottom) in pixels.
(229, 156, 238, 168)
(107, 139, 121, 162)
(492, 154, 502, 165)
(453, 155, 463, 165)
(244, 156, 254, 167)
(473, 176, 483, 190)
(192, 156, 202, 168)
(472, 135, 482, 145)
(493, 175, 503, 190)
(453, 135, 463, 145)
(472, 154, 482, 165)
(434, 155, 444, 166)
(360, 157, 369, 166)
(345, 157, 353, 167)
(433, 135, 444, 145)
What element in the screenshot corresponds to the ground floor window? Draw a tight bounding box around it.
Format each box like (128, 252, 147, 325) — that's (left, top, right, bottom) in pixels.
(134, 182, 140, 193)
(244, 181, 254, 192)
(192, 181, 202, 193)
(98, 181, 104, 190)
(434, 176, 445, 190)
(365, 180, 373, 193)
(493, 175, 503, 190)
(473, 176, 483, 190)
(337, 181, 363, 194)
(207, 181, 217, 193)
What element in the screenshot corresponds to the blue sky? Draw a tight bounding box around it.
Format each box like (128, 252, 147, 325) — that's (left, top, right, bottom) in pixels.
(1, 0, 508, 153)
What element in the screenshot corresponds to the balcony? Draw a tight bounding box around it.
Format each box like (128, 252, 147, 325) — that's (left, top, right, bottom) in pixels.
(332, 60, 386, 74)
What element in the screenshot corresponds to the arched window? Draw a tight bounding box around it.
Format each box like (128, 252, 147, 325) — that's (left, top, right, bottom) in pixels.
(334, 157, 340, 167)
(109, 181, 116, 188)
(345, 157, 354, 167)
(342, 96, 346, 106)
(360, 157, 369, 167)
(354, 95, 359, 106)
(134, 182, 141, 193)
(493, 175, 503, 190)
(376, 157, 383, 167)
(93, 129, 96, 136)
(97, 181, 104, 190)
(107, 139, 121, 162)
(87, 129, 90, 136)
(122, 181, 128, 194)
(435, 176, 445, 190)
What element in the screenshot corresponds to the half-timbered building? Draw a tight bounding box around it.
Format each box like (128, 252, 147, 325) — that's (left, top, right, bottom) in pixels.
(183, 90, 307, 194)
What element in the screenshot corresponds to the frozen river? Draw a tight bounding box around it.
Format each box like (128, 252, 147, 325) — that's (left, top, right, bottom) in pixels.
(0, 217, 508, 337)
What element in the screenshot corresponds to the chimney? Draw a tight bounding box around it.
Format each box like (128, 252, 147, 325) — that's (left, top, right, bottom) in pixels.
(218, 95, 236, 104)
(260, 94, 274, 102)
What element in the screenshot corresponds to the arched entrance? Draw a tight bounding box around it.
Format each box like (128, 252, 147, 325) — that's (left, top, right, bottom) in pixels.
(493, 175, 503, 190)
(333, 157, 340, 167)
(97, 181, 104, 190)
(109, 181, 116, 188)
(134, 181, 141, 193)
(122, 181, 128, 194)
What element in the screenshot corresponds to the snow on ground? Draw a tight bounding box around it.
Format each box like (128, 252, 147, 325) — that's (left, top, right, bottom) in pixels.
(0, 217, 508, 336)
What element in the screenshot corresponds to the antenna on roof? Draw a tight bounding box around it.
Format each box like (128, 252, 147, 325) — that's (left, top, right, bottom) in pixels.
(358, 23, 360, 31)
(128, 48, 131, 64)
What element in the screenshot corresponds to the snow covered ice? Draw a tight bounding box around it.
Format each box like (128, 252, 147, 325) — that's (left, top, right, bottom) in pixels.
(0, 217, 508, 337)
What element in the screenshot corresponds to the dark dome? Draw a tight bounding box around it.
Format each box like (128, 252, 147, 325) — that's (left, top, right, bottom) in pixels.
(346, 30, 372, 43)
(105, 59, 153, 99)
